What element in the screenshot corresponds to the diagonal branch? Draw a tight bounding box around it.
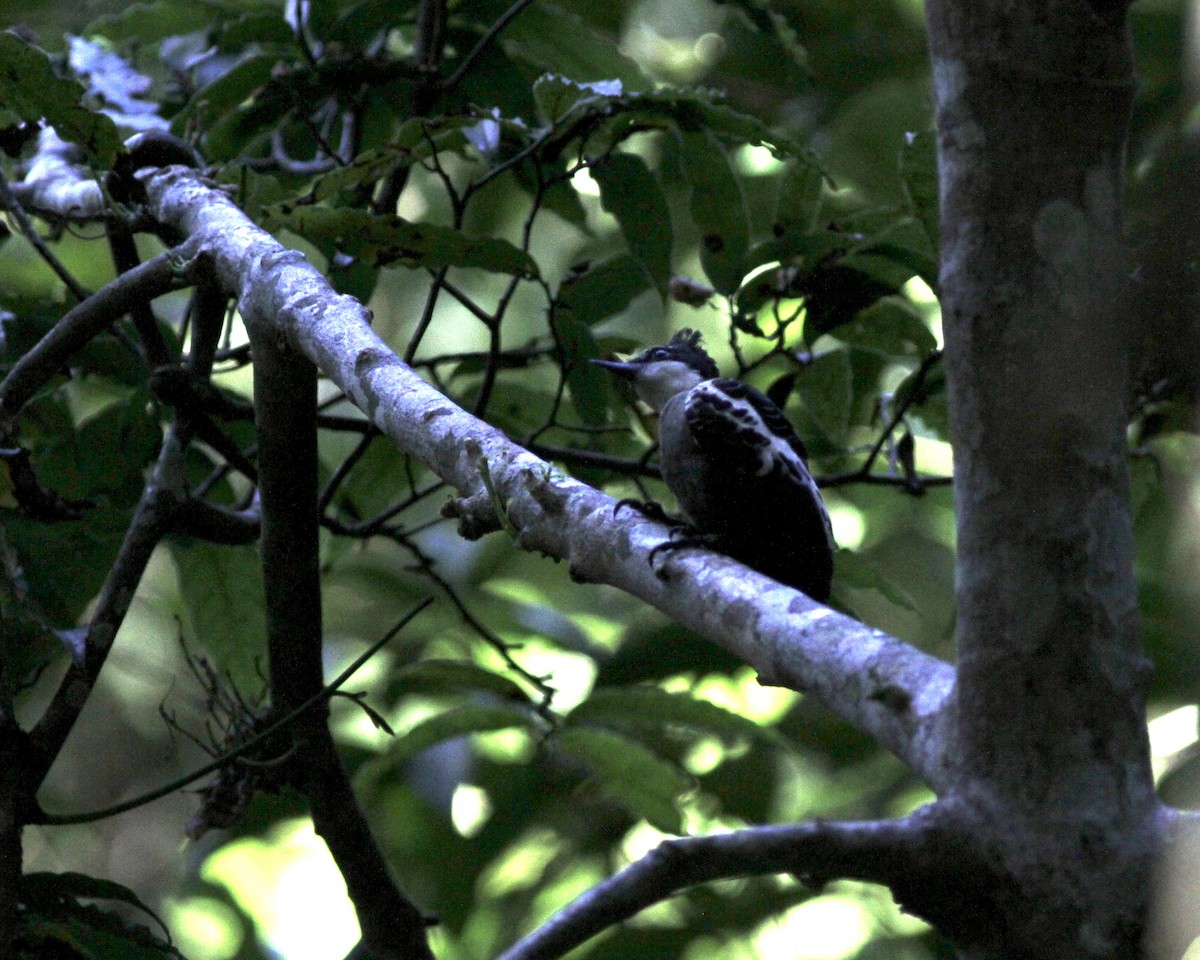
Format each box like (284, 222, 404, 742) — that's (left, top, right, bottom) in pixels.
(26, 425, 191, 785)
(139, 164, 957, 791)
(495, 809, 941, 960)
(0, 242, 203, 421)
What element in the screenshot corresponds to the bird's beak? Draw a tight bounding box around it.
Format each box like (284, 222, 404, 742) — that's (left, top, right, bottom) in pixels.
(589, 358, 640, 380)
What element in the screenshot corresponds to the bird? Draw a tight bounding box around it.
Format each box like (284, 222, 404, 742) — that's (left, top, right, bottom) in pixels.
(592, 329, 835, 601)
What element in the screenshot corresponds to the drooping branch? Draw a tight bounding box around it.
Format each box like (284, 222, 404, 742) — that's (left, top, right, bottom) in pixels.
(495, 810, 941, 960)
(139, 164, 957, 791)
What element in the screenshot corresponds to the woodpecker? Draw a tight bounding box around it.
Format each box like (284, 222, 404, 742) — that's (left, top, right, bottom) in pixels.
(593, 329, 835, 601)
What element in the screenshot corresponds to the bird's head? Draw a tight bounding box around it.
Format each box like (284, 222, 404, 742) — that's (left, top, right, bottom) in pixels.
(591, 329, 719, 412)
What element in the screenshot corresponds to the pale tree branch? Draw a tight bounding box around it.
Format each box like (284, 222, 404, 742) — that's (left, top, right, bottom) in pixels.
(138, 164, 957, 791)
(495, 809, 940, 960)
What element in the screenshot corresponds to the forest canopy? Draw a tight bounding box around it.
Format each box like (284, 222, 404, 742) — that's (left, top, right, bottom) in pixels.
(1, 1, 1198, 959)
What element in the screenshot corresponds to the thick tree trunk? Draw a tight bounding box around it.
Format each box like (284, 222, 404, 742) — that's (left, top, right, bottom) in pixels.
(920, 0, 1160, 956)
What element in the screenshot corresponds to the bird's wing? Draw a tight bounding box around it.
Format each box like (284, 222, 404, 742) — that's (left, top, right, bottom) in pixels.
(685, 378, 810, 474)
(684, 378, 833, 540)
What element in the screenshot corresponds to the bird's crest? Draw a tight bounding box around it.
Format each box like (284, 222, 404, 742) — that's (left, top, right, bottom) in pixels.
(632, 328, 719, 380)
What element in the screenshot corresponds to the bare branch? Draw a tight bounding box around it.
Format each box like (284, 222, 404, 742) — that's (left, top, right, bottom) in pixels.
(495, 811, 938, 960)
(27, 427, 190, 784)
(0, 241, 203, 420)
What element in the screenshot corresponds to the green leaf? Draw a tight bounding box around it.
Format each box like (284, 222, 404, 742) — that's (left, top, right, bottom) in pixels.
(901, 130, 939, 253)
(22, 871, 182, 959)
(377, 703, 535, 766)
(1, 507, 130, 626)
(0, 33, 122, 168)
(386, 659, 531, 703)
(556, 254, 653, 328)
(327, 432, 411, 518)
(305, 119, 473, 203)
(86, 1, 230, 44)
(71, 393, 161, 506)
(638, 90, 818, 163)
(502, 5, 649, 91)
(718, 0, 810, 76)
(170, 52, 277, 138)
(591, 152, 673, 298)
(795, 350, 853, 445)
(217, 10, 296, 48)
(774, 160, 825, 233)
(551, 313, 608, 427)
(556, 726, 690, 833)
(268, 206, 539, 277)
(801, 264, 898, 342)
(893, 360, 949, 439)
(171, 540, 267, 690)
(677, 128, 750, 295)
(595, 621, 744, 686)
(569, 686, 793, 752)
(846, 241, 938, 294)
(24, 872, 170, 940)
(533, 74, 625, 125)
(831, 549, 917, 611)
(479, 383, 557, 435)
(836, 299, 937, 360)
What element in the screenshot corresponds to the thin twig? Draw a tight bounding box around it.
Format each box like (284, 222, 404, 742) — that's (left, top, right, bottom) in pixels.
(35, 599, 434, 826)
(0, 166, 90, 302)
(439, 0, 538, 93)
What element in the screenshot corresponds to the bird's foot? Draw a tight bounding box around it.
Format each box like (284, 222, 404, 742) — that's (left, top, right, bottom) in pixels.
(613, 498, 685, 526)
(646, 530, 723, 579)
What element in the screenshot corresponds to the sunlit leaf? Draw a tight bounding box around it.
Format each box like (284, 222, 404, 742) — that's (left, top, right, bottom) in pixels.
(376, 703, 536, 766)
(386, 659, 532, 703)
(556, 725, 690, 833)
(570, 686, 794, 752)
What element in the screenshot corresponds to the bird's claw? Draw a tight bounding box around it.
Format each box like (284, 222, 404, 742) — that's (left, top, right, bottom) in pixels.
(646, 530, 723, 577)
(613, 498, 684, 526)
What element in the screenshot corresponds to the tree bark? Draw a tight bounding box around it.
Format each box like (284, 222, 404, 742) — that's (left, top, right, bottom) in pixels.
(922, 0, 1160, 955)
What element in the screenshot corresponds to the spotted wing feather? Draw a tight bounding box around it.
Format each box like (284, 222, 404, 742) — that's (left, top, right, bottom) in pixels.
(685, 379, 812, 481)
